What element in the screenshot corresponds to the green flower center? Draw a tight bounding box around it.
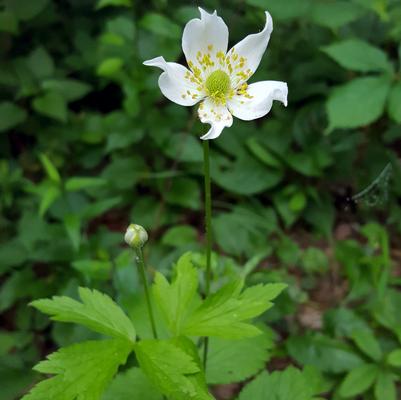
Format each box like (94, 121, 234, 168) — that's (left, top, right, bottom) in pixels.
(205, 70, 231, 98)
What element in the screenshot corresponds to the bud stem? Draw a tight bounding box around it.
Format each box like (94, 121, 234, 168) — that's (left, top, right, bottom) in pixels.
(134, 247, 158, 339)
(202, 139, 212, 370)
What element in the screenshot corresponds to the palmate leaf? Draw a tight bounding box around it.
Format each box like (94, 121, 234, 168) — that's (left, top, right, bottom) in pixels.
(152, 253, 286, 340)
(22, 339, 133, 400)
(182, 280, 287, 339)
(206, 329, 274, 384)
(30, 287, 136, 343)
(134, 337, 212, 400)
(152, 252, 199, 335)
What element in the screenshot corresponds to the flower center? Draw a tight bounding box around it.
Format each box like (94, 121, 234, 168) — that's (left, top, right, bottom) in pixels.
(205, 70, 231, 103)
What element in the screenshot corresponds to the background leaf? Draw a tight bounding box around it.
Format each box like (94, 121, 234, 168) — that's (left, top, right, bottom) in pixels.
(0, 102, 27, 132)
(326, 76, 391, 130)
(339, 364, 378, 398)
(322, 39, 392, 72)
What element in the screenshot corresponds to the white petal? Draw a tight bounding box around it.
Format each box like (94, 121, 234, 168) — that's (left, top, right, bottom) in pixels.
(228, 81, 288, 121)
(227, 12, 273, 87)
(198, 98, 233, 140)
(182, 8, 229, 70)
(143, 56, 204, 106)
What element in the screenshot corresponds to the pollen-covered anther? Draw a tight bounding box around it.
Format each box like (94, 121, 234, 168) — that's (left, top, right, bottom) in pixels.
(184, 66, 203, 86)
(236, 83, 253, 100)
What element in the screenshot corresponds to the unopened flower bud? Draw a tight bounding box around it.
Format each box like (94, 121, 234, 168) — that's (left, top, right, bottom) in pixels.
(124, 224, 148, 248)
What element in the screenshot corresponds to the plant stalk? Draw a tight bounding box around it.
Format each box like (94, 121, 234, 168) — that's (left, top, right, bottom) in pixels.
(135, 247, 158, 339)
(202, 139, 212, 369)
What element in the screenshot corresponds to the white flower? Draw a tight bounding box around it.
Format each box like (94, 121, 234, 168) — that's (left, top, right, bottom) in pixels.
(125, 224, 148, 248)
(144, 8, 288, 140)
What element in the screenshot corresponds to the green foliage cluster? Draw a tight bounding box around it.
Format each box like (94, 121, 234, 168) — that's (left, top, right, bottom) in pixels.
(24, 254, 285, 399)
(1, 0, 401, 399)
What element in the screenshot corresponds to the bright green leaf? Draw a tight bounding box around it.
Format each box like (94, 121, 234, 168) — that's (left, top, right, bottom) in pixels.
(152, 253, 198, 335)
(103, 368, 163, 400)
(182, 280, 286, 339)
(327, 76, 391, 131)
(207, 329, 274, 384)
(65, 177, 106, 191)
(30, 287, 136, 343)
(39, 154, 61, 183)
(339, 363, 378, 398)
(289, 192, 307, 212)
(238, 367, 321, 400)
(39, 185, 61, 217)
(387, 349, 401, 367)
(97, 58, 124, 77)
(322, 39, 392, 72)
(135, 338, 212, 400)
(351, 329, 382, 361)
(22, 339, 132, 400)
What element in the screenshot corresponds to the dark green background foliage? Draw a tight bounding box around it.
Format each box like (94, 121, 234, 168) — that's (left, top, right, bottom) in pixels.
(1, 0, 401, 399)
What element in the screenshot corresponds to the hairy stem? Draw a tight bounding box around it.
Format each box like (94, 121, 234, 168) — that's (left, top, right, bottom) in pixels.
(135, 247, 158, 339)
(202, 140, 212, 369)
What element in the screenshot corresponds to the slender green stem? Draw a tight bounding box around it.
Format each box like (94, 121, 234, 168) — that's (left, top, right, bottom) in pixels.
(203, 140, 212, 295)
(135, 247, 158, 339)
(202, 338, 209, 370)
(202, 140, 212, 369)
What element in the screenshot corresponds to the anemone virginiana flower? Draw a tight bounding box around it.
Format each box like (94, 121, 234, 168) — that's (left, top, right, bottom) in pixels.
(144, 8, 288, 140)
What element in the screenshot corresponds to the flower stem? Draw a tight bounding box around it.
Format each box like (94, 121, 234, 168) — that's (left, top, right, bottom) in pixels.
(203, 140, 213, 295)
(135, 247, 158, 339)
(202, 139, 212, 369)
